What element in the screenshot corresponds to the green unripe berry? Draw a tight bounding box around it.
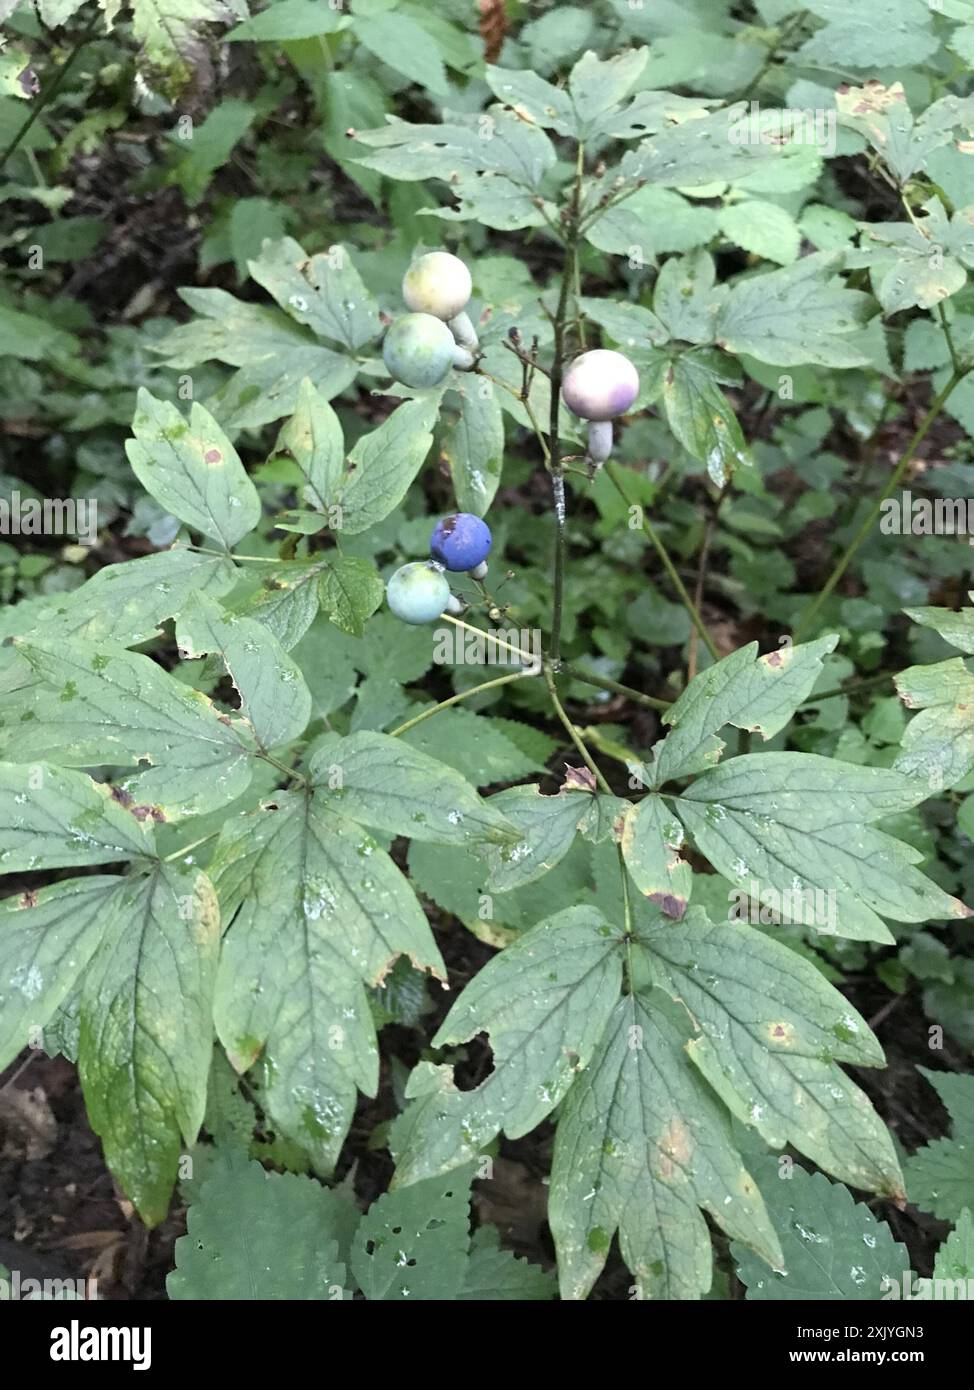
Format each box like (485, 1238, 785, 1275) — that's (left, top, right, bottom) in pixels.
(383, 313, 461, 389)
(386, 561, 451, 624)
(403, 251, 472, 321)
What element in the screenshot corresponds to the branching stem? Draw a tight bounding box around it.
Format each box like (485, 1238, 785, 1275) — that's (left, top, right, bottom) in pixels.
(0, 8, 102, 170)
(389, 669, 535, 737)
(605, 463, 720, 662)
(544, 667, 613, 795)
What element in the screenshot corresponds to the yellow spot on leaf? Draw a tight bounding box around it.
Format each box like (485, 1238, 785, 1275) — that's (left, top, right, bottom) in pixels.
(767, 1020, 795, 1046)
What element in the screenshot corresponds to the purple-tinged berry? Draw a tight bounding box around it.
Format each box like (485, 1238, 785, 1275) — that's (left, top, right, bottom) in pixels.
(561, 349, 639, 422)
(430, 513, 492, 572)
(561, 349, 640, 468)
(386, 562, 451, 624)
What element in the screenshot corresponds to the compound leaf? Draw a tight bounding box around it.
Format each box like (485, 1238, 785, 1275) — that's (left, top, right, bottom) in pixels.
(442, 382, 505, 517)
(248, 237, 380, 351)
(715, 254, 875, 367)
(0, 762, 156, 871)
(642, 912, 905, 1198)
(2, 639, 255, 820)
(674, 753, 968, 943)
(800, 0, 937, 68)
(317, 554, 384, 638)
(79, 862, 220, 1227)
(836, 84, 974, 184)
(274, 377, 344, 510)
(0, 547, 236, 649)
(353, 110, 556, 191)
(310, 731, 518, 848)
(176, 592, 312, 750)
(647, 636, 839, 787)
(211, 791, 444, 1173)
(334, 396, 440, 535)
(477, 785, 582, 893)
(895, 657, 974, 792)
(620, 796, 692, 919)
(550, 989, 782, 1302)
(392, 906, 622, 1186)
(0, 875, 125, 1071)
(660, 351, 753, 487)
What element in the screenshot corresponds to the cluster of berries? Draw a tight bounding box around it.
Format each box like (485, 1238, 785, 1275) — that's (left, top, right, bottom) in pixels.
(386, 512, 493, 624)
(381, 250, 641, 621)
(382, 251, 479, 390)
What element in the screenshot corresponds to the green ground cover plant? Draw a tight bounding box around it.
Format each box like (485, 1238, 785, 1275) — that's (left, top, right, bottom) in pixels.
(0, 0, 973, 1304)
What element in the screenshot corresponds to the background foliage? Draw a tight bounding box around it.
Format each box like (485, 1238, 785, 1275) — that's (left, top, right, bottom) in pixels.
(1, 0, 973, 1302)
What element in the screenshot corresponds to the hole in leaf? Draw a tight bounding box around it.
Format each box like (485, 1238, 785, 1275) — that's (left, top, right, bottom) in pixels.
(451, 1031, 495, 1091)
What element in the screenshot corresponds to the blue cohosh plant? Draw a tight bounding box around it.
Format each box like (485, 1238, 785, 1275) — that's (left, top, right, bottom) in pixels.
(3, 33, 974, 1304)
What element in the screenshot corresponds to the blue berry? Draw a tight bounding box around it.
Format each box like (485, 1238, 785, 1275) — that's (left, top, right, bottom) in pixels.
(386, 562, 451, 624)
(430, 513, 492, 572)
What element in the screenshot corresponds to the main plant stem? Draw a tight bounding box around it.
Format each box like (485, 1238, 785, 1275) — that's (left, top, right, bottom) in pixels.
(548, 143, 586, 662)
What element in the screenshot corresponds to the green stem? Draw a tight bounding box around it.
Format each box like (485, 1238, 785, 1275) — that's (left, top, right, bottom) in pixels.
(687, 483, 728, 681)
(0, 7, 101, 171)
(192, 546, 282, 564)
(799, 671, 894, 706)
(389, 669, 536, 737)
(835, 393, 897, 531)
(795, 367, 970, 639)
(618, 845, 634, 935)
(556, 661, 671, 711)
(441, 613, 539, 666)
(548, 143, 587, 663)
(737, 9, 808, 101)
(475, 367, 551, 463)
(521, 390, 553, 466)
(545, 668, 613, 795)
(572, 144, 587, 351)
(605, 462, 720, 663)
(257, 750, 308, 788)
(163, 832, 219, 863)
(434, 617, 672, 710)
(938, 302, 961, 375)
